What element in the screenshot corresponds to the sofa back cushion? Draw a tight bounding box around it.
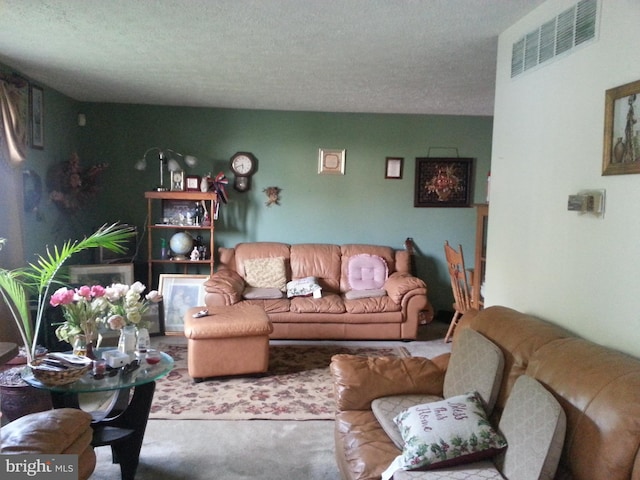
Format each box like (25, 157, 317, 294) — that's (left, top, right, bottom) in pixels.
(495, 375, 566, 480)
(467, 306, 570, 410)
(290, 244, 342, 292)
(472, 306, 640, 480)
(230, 242, 291, 276)
(527, 337, 640, 480)
(444, 328, 504, 414)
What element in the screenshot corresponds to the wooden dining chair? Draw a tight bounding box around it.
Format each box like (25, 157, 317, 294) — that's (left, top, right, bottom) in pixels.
(444, 241, 475, 343)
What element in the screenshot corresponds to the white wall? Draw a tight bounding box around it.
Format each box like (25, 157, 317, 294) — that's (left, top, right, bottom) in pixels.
(488, 0, 640, 356)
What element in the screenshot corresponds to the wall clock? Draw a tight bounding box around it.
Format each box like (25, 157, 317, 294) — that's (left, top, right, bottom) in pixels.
(230, 152, 257, 192)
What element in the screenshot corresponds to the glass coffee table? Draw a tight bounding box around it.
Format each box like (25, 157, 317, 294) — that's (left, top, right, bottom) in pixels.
(22, 349, 173, 480)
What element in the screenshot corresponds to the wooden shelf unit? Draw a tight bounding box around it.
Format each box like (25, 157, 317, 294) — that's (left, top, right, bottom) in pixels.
(144, 191, 216, 289)
(472, 204, 489, 310)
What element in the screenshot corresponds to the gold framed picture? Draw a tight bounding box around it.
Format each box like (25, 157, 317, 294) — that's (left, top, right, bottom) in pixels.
(603, 79, 640, 175)
(318, 148, 346, 175)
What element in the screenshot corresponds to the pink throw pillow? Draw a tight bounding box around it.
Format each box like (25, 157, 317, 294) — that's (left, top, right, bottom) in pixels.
(347, 254, 388, 290)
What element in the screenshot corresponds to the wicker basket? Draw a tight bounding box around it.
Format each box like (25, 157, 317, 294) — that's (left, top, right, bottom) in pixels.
(29, 359, 91, 386)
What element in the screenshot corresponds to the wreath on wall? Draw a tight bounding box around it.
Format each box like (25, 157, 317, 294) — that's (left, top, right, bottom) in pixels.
(47, 152, 108, 212)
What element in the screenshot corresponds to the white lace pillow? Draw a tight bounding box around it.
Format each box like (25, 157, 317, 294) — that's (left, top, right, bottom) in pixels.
(243, 257, 287, 292)
(286, 276, 322, 298)
(381, 391, 507, 480)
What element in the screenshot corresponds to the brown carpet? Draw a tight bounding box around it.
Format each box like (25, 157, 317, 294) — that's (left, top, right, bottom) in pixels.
(150, 343, 408, 420)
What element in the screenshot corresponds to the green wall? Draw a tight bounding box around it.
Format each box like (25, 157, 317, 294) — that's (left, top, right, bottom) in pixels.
(19, 84, 492, 313)
(77, 104, 492, 311)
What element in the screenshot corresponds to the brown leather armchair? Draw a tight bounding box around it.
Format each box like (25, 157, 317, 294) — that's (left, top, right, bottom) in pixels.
(1, 408, 96, 480)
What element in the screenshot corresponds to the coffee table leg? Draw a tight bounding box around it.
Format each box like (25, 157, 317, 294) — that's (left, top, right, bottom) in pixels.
(99, 381, 156, 480)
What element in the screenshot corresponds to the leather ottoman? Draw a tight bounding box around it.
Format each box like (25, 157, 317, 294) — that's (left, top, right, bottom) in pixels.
(184, 304, 273, 381)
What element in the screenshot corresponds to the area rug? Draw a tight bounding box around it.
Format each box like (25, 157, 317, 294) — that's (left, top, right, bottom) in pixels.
(149, 343, 409, 421)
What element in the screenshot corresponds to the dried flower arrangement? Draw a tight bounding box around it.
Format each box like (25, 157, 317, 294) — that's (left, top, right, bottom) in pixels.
(48, 152, 108, 211)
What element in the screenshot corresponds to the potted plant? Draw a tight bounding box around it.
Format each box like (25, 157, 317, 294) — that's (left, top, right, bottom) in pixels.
(0, 223, 134, 420)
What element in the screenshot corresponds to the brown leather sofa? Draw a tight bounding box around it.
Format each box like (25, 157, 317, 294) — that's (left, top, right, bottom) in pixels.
(1, 408, 96, 480)
(203, 242, 433, 340)
(331, 306, 640, 480)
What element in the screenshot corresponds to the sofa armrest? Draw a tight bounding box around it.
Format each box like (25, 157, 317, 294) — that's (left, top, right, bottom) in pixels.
(203, 269, 245, 306)
(384, 272, 426, 304)
(330, 354, 448, 411)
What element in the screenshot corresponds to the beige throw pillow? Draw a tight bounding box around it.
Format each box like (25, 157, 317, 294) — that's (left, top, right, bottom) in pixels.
(243, 257, 287, 292)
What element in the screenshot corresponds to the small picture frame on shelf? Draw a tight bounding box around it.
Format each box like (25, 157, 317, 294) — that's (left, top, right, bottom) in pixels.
(170, 170, 185, 191)
(158, 274, 208, 334)
(185, 175, 200, 191)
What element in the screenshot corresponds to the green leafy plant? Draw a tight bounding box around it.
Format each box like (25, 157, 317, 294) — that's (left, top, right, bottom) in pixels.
(0, 223, 135, 364)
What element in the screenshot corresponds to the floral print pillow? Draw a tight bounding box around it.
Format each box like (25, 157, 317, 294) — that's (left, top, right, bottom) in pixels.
(381, 391, 507, 480)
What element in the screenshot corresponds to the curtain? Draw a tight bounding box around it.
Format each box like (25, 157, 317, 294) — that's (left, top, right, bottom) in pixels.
(0, 79, 28, 166)
(0, 78, 28, 343)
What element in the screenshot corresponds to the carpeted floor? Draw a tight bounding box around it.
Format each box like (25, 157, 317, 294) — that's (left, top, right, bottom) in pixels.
(151, 343, 408, 420)
(90, 320, 452, 479)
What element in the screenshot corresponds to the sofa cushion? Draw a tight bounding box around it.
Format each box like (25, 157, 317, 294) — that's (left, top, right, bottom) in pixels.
(347, 254, 388, 290)
(290, 292, 346, 313)
(243, 256, 287, 291)
(372, 394, 443, 449)
(344, 288, 386, 300)
(443, 329, 504, 414)
(494, 375, 566, 480)
(381, 391, 507, 479)
(290, 244, 341, 292)
(242, 287, 284, 299)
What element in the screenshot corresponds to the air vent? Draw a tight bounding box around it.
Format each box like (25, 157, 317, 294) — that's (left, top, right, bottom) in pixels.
(511, 0, 598, 78)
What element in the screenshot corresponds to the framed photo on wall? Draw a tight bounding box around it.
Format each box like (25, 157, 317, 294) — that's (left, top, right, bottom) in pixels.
(30, 84, 44, 149)
(158, 274, 208, 334)
(385, 157, 404, 179)
(602, 78, 640, 175)
(318, 148, 346, 175)
(69, 264, 134, 286)
(414, 157, 473, 207)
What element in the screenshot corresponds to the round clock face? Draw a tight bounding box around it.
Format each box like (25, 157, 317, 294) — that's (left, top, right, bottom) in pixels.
(230, 153, 255, 176)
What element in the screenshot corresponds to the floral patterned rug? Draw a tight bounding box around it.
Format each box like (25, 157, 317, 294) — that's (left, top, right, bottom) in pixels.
(150, 343, 408, 420)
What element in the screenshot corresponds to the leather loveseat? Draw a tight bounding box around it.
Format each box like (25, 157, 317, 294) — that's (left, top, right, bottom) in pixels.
(1, 408, 96, 480)
(202, 242, 433, 340)
(331, 306, 640, 480)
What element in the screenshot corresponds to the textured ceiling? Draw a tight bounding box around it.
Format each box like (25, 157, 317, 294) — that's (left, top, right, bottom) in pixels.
(0, 0, 544, 116)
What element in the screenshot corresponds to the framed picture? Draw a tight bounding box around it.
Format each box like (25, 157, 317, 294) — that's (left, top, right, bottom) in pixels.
(30, 84, 44, 149)
(185, 175, 201, 191)
(385, 157, 404, 179)
(414, 157, 473, 208)
(318, 148, 346, 175)
(69, 264, 134, 286)
(602, 79, 640, 175)
(170, 170, 185, 191)
(158, 274, 208, 334)
(141, 302, 163, 336)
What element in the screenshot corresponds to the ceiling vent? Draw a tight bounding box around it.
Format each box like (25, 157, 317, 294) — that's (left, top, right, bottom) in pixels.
(511, 0, 598, 78)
